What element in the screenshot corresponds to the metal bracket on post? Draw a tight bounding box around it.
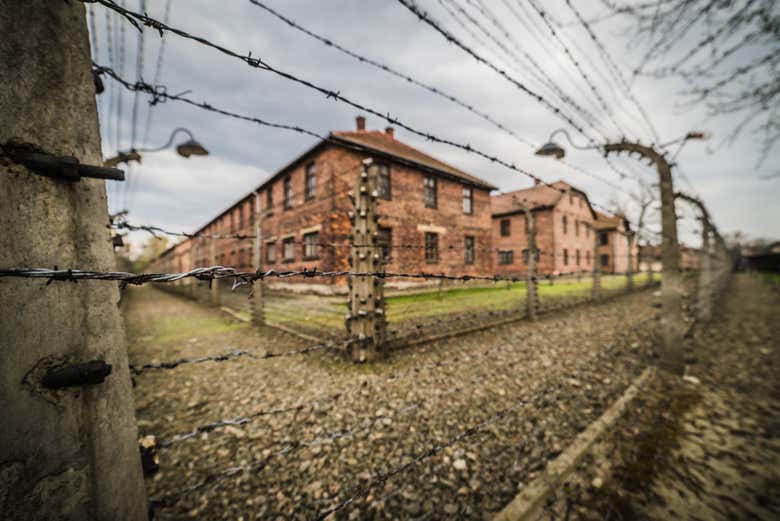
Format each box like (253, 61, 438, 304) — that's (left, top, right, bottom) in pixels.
(346, 158, 386, 362)
(1, 142, 125, 182)
(41, 360, 112, 389)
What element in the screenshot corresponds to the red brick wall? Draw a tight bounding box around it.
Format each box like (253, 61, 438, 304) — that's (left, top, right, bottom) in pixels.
(257, 144, 494, 285)
(550, 191, 596, 274)
(492, 209, 555, 276)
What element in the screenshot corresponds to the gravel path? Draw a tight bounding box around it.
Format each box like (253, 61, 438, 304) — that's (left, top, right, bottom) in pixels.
(536, 273, 780, 520)
(124, 283, 669, 520)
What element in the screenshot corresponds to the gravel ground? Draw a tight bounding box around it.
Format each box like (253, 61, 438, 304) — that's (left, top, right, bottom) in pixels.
(533, 273, 780, 520)
(124, 282, 673, 520)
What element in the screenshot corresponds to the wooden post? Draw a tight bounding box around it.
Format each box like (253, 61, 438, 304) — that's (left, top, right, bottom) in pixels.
(251, 191, 265, 326)
(209, 235, 219, 306)
(514, 198, 537, 320)
(591, 224, 601, 300)
(346, 158, 386, 362)
(0, 2, 147, 518)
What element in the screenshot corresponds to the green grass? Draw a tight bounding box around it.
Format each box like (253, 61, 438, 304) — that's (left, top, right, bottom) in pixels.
(264, 273, 660, 332)
(130, 315, 250, 346)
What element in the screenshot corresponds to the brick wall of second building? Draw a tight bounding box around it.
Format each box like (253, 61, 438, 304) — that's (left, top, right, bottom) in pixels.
(550, 191, 596, 274)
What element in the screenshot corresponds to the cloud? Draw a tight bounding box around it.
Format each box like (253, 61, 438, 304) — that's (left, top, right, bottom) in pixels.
(91, 0, 779, 252)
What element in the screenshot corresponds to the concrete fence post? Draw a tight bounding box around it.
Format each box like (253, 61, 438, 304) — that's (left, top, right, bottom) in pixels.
(605, 142, 685, 375)
(0, 2, 147, 518)
(513, 198, 537, 320)
(209, 236, 219, 306)
(251, 191, 265, 326)
(626, 231, 634, 291)
(591, 225, 601, 300)
(346, 158, 386, 362)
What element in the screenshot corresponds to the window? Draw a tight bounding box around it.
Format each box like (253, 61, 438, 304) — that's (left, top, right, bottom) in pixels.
(464, 236, 475, 264)
(601, 254, 609, 267)
(498, 250, 514, 265)
(283, 237, 295, 261)
(229, 211, 235, 232)
(239, 205, 245, 229)
(586, 250, 591, 265)
(500, 219, 511, 237)
(377, 227, 392, 262)
(266, 242, 276, 263)
(600, 232, 609, 245)
(283, 176, 292, 210)
(569, 192, 573, 205)
(424, 232, 438, 263)
(266, 188, 273, 215)
(563, 248, 569, 266)
(522, 248, 540, 264)
(576, 249, 581, 266)
(377, 164, 391, 200)
(462, 186, 473, 214)
(303, 232, 319, 259)
(562, 216, 568, 235)
(575, 220, 579, 237)
(423, 176, 437, 208)
(305, 162, 317, 200)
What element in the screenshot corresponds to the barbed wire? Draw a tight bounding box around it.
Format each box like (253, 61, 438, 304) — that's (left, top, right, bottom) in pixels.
(524, 0, 627, 139)
(94, 62, 643, 234)
(87, 0, 584, 188)
(561, 0, 660, 143)
(451, 0, 608, 137)
(395, 0, 599, 144)
(250, 0, 531, 149)
(0, 266, 534, 286)
(130, 339, 352, 375)
(140, 0, 172, 149)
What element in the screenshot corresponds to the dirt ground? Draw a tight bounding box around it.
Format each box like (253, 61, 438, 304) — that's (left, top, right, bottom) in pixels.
(534, 273, 780, 520)
(124, 280, 668, 520)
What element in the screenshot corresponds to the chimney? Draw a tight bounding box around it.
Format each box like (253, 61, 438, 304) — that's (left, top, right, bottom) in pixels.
(356, 115, 366, 131)
(385, 127, 394, 139)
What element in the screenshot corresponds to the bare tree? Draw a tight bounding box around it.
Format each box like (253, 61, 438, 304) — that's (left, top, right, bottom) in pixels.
(607, 0, 779, 167)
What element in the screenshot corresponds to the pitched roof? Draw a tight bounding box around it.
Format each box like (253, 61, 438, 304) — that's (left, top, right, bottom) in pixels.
(491, 180, 597, 218)
(593, 211, 628, 231)
(330, 130, 497, 189)
(491, 184, 563, 215)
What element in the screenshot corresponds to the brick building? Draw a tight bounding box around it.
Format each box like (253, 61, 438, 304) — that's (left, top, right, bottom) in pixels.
(593, 212, 639, 274)
(491, 181, 598, 276)
(154, 116, 497, 290)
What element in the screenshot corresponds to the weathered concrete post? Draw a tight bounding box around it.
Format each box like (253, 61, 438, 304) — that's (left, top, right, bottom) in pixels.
(626, 231, 635, 291)
(251, 191, 264, 326)
(346, 158, 386, 362)
(0, 2, 147, 519)
(513, 198, 537, 320)
(209, 235, 219, 306)
(591, 224, 601, 300)
(675, 192, 714, 322)
(605, 143, 684, 375)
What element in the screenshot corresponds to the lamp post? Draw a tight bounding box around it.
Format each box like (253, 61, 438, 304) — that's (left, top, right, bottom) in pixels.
(104, 127, 208, 167)
(535, 130, 707, 375)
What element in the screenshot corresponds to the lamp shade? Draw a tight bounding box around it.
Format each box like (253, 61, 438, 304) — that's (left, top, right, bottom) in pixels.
(176, 139, 209, 158)
(534, 141, 566, 159)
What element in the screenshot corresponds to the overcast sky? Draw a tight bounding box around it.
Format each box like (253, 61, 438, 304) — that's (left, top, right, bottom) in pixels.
(89, 0, 779, 254)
